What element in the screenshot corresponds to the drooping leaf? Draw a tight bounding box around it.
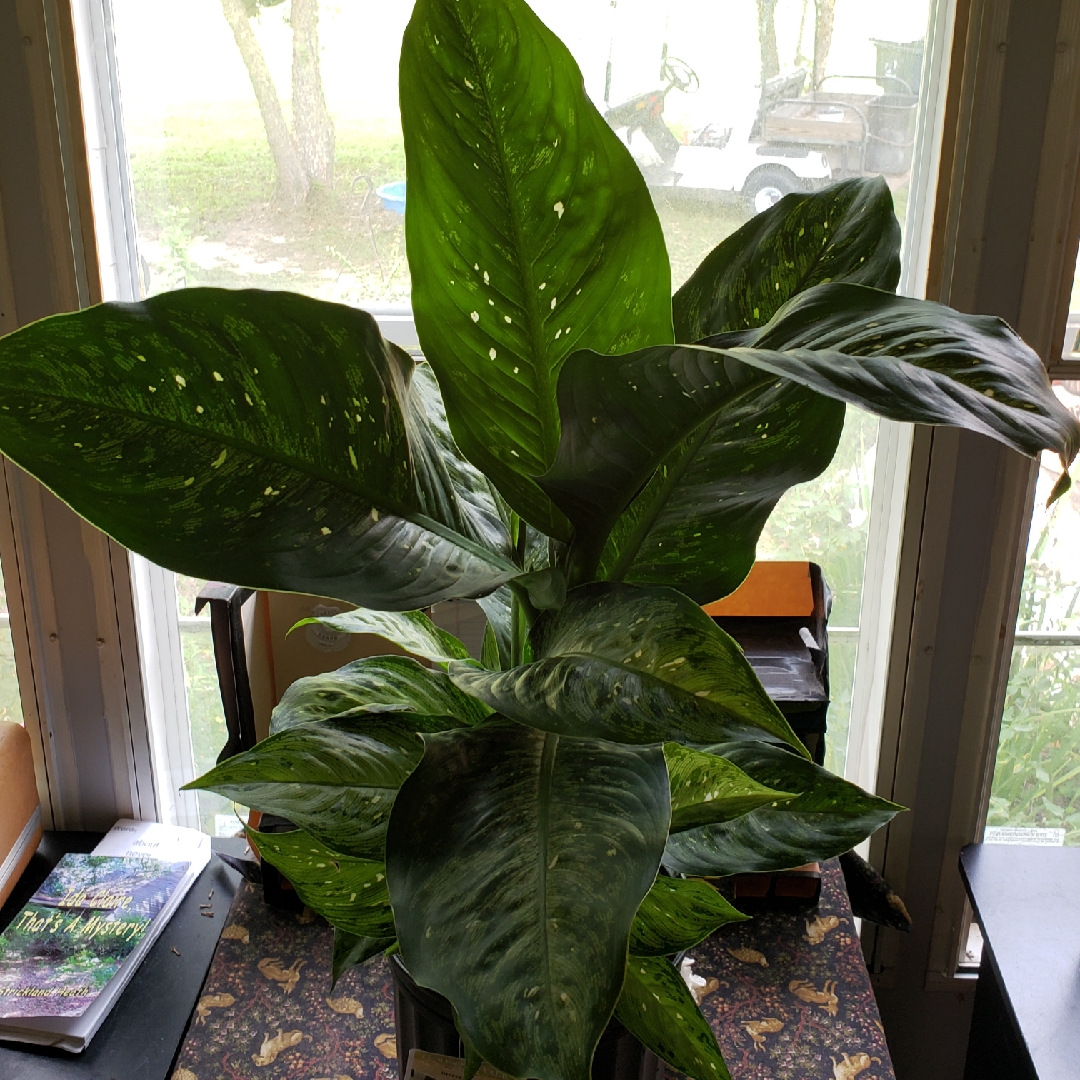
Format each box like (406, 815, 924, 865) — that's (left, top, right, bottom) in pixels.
(188, 717, 430, 858)
(333, 927, 395, 986)
(294, 607, 471, 665)
(0, 289, 516, 609)
(245, 824, 395, 939)
(542, 288, 1078, 593)
(673, 177, 901, 341)
(629, 877, 747, 957)
(664, 743, 795, 832)
(662, 742, 903, 876)
(270, 656, 491, 733)
(385, 719, 670, 1080)
(615, 955, 732, 1080)
(455, 583, 805, 753)
(731, 282, 1080, 468)
(401, 0, 673, 537)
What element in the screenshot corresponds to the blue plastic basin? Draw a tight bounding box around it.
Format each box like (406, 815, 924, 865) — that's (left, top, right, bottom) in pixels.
(377, 180, 406, 216)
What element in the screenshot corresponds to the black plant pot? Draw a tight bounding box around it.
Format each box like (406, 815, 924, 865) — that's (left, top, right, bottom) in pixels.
(389, 954, 663, 1080)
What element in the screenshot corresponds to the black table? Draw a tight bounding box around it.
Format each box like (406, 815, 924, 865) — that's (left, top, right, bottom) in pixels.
(960, 843, 1080, 1080)
(0, 831, 242, 1079)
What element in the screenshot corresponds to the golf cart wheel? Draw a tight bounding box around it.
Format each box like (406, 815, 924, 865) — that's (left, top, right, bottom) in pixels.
(743, 166, 801, 214)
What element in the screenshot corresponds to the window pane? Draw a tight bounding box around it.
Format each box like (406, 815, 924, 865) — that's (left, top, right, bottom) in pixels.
(109, 0, 934, 302)
(0, 561, 23, 725)
(756, 406, 878, 774)
(176, 574, 242, 835)
(986, 382, 1080, 845)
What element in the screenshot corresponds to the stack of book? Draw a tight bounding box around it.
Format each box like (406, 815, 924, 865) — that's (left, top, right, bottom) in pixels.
(0, 819, 210, 1052)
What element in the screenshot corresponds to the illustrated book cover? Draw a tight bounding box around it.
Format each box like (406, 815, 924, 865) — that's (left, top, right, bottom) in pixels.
(0, 819, 210, 1051)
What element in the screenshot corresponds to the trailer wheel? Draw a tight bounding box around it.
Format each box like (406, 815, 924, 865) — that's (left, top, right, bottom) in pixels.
(742, 166, 800, 214)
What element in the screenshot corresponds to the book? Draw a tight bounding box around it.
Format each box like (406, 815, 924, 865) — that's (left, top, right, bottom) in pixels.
(0, 819, 210, 1052)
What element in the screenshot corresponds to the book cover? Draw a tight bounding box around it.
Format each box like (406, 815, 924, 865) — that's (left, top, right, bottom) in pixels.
(0, 853, 189, 1019)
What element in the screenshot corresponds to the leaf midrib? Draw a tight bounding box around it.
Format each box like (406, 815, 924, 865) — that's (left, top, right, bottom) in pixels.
(0, 386, 518, 573)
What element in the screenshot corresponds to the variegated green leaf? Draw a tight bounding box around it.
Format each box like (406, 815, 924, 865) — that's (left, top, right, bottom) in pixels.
(386, 719, 670, 1080)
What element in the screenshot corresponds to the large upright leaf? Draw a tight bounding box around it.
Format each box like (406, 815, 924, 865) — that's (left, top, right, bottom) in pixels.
(188, 717, 431, 858)
(0, 289, 515, 608)
(451, 583, 807, 753)
(662, 742, 903, 876)
(673, 177, 901, 341)
(542, 288, 1079, 593)
(615, 955, 732, 1080)
(386, 720, 670, 1080)
(269, 656, 491, 733)
(401, 0, 673, 537)
(246, 824, 394, 939)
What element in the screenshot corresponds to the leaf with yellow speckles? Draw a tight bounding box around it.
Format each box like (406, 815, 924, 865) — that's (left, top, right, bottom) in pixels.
(614, 955, 732, 1080)
(269, 655, 491, 734)
(386, 720, 669, 1080)
(629, 877, 747, 957)
(449, 583, 807, 754)
(243, 822, 394, 938)
(540, 285, 1079, 597)
(0, 289, 516, 609)
(662, 741, 903, 876)
(663, 743, 795, 832)
(401, 0, 672, 540)
(188, 715, 437, 858)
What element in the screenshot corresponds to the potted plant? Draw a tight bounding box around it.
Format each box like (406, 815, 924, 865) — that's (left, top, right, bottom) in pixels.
(0, 0, 1076, 1077)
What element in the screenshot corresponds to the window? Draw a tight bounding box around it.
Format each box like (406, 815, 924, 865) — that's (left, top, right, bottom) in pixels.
(74, 0, 946, 825)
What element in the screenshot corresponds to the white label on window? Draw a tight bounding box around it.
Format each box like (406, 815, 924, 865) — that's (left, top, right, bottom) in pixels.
(983, 826, 1066, 846)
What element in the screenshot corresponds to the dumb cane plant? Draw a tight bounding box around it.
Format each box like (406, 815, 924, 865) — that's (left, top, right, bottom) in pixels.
(1, 0, 1078, 1077)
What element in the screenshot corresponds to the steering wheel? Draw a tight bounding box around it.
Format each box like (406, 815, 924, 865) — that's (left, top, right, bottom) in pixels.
(662, 57, 699, 94)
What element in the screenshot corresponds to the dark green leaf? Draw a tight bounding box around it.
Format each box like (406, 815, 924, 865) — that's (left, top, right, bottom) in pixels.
(386, 719, 670, 1080)
(662, 743, 903, 876)
(0, 290, 515, 609)
(542, 289, 1078, 593)
(333, 927, 395, 986)
(245, 824, 395, 939)
(615, 956, 732, 1080)
(596, 381, 844, 603)
(629, 877, 747, 957)
(673, 177, 901, 341)
(510, 566, 567, 612)
(730, 283, 1080, 467)
(270, 656, 491, 733)
(664, 742, 795, 831)
(294, 607, 471, 665)
(478, 586, 514, 669)
(188, 717, 428, 858)
(456, 583, 804, 752)
(401, 0, 673, 537)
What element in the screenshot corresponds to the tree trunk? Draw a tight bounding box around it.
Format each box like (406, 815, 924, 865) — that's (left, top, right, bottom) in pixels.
(220, 0, 308, 208)
(813, 0, 836, 90)
(756, 0, 780, 83)
(291, 0, 335, 188)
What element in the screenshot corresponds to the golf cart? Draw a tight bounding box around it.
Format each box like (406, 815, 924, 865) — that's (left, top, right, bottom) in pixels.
(604, 53, 831, 213)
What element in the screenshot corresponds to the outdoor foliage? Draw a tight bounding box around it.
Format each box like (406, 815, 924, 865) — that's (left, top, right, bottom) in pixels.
(0, 0, 1078, 1077)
